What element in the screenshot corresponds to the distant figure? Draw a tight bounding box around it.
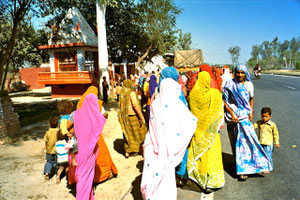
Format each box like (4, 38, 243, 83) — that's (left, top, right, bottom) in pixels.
(115, 82, 122, 101)
(102, 76, 109, 103)
(43, 117, 59, 180)
(254, 107, 280, 174)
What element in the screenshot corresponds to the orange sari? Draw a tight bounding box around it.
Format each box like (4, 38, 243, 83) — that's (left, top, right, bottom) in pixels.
(68, 86, 118, 184)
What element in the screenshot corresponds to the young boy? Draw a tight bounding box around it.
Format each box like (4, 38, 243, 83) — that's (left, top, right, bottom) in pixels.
(57, 100, 78, 166)
(43, 117, 59, 180)
(254, 107, 280, 173)
(55, 131, 69, 184)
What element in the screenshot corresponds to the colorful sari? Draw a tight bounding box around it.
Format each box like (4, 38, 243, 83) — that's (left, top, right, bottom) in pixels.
(72, 93, 106, 200)
(140, 78, 198, 200)
(223, 65, 272, 174)
(68, 86, 118, 185)
(149, 75, 158, 98)
(187, 71, 225, 189)
(118, 80, 147, 154)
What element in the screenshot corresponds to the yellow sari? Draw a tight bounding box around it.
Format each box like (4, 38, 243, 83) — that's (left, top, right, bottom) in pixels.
(187, 71, 225, 189)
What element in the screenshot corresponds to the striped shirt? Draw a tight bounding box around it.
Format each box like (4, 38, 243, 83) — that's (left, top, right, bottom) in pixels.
(55, 140, 68, 164)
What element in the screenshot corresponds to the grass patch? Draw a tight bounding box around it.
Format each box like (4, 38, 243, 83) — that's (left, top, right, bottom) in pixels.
(15, 108, 59, 127)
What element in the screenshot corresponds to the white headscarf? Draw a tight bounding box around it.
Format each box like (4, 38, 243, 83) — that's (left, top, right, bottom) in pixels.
(221, 68, 233, 88)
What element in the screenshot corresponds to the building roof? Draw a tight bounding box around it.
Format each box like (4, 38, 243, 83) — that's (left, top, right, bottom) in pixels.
(48, 7, 98, 47)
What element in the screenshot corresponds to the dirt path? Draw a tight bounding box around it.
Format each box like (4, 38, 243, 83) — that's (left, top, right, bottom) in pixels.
(0, 101, 143, 200)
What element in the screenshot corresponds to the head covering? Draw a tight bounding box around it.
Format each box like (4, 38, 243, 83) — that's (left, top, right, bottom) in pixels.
(186, 71, 197, 93)
(221, 67, 233, 88)
(141, 78, 197, 200)
(158, 67, 179, 89)
(149, 75, 158, 97)
(159, 66, 187, 106)
(77, 86, 103, 110)
(234, 64, 251, 81)
(200, 64, 222, 91)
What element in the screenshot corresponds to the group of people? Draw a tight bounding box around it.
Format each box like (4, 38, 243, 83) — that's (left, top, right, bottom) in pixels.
(42, 63, 280, 200)
(43, 86, 117, 200)
(117, 64, 280, 199)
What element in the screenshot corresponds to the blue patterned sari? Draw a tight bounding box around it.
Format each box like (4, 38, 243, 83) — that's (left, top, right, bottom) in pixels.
(223, 76, 272, 174)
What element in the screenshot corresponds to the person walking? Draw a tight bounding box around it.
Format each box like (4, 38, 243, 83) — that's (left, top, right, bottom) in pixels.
(187, 71, 225, 192)
(140, 78, 197, 200)
(67, 93, 106, 200)
(102, 76, 109, 103)
(118, 80, 147, 158)
(223, 64, 272, 180)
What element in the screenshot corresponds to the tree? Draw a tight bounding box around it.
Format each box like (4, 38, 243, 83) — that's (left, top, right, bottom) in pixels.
(0, 0, 37, 92)
(176, 29, 192, 50)
(228, 46, 241, 67)
(290, 37, 299, 66)
(251, 45, 261, 64)
(135, 0, 182, 69)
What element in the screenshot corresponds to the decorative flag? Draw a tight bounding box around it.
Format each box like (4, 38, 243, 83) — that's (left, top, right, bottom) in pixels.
(75, 22, 80, 31)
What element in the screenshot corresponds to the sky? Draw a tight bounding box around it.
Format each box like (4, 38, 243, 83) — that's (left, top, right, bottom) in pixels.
(174, 0, 300, 65)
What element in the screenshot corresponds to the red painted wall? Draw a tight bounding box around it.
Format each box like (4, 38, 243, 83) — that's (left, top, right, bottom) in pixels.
(20, 67, 50, 89)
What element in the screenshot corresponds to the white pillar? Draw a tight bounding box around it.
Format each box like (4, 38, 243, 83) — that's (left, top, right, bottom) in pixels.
(49, 52, 55, 72)
(77, 49, 85, 71)
(124, 63, 127, 79)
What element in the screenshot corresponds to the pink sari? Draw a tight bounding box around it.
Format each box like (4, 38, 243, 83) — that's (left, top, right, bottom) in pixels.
(70, 94, 106, 200)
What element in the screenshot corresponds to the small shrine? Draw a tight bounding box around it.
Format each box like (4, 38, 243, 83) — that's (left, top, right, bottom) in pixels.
(38, 7, 99, 98)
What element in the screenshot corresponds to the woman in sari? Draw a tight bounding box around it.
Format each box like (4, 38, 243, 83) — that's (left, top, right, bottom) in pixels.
(149, 74, 158, 98)
(200, 64, 222, 91)
(140, 78, 198, 200)
(68, 86, 118, 185)
(187, 71, 225, 191)
(118, 80, 147, 158)
(67, 93, 106, 200)
(223, 65, 272, 180)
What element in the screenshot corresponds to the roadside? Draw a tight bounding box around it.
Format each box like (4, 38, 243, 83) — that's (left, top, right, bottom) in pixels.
(262, 69, 300, 77)
(0, 93, 144, 200)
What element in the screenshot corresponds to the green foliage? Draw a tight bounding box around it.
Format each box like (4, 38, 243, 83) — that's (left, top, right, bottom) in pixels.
(228, 46, 241, 67)
(248, 36, 300, 69)
(175, 29, 192, 50)
(137, 0, 182, 55)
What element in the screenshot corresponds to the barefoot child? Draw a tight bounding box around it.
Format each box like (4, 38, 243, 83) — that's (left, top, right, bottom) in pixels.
(55, 131, 69, 183)
(254, 107, 280, 173)
(43, 117, 59, 180)
(57, 100, 78, 166)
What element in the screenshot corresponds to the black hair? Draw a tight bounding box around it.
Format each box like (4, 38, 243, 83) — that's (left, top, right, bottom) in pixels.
(261, 107, 272, 115)
(49, 116, 59, 128)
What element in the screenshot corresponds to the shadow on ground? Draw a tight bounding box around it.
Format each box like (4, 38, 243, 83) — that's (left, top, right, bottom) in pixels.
(113, 138, 126, 156)
(129, 160, 144, 200)
(222, 152, 237, 179)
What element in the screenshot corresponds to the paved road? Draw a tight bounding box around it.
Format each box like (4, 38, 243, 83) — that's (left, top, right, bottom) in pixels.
(177, 74, 300, 200)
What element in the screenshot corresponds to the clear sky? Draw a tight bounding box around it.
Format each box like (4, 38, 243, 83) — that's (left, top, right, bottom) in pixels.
(174, 0, 300, 65)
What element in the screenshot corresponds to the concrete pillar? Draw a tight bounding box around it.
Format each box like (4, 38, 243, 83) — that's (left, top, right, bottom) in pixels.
(77, 49, 85, 71)
(124, 63, 127, 79)
(49, 52, 55, 72)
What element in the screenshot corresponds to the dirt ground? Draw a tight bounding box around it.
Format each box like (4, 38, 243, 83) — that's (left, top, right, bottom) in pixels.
(0, 100, 144, 200)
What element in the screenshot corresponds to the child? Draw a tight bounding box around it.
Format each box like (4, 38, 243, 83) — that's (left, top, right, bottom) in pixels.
(43, 117, 59, 180)
(55, 131, 69, 183)
(57, 100, 78, 166)
(115, 82, 122, 101)
(254, 107, 280, 174)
